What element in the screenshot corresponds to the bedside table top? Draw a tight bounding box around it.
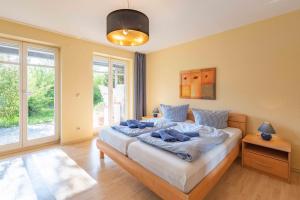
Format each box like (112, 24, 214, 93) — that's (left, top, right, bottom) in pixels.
(142, 115, 161, 119)
(243, 134, 291, 152)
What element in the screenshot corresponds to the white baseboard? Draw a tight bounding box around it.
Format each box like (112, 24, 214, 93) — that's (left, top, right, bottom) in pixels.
(61, 136, 93, 145)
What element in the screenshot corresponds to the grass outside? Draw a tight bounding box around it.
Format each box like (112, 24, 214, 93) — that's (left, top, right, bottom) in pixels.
(0, 117, 19, 128)
(0, 109, 53, 128)
(28, 109, 54, 125)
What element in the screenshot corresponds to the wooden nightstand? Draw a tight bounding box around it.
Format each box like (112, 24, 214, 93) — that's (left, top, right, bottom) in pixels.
(242, 134, 291, 182)
(141, 115, 161, 120)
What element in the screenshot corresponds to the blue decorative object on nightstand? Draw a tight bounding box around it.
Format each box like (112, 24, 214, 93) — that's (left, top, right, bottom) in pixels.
(258, 122, 276, 141)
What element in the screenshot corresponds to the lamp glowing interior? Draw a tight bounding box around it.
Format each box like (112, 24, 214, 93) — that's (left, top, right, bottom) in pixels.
(107, 29, 149, 46)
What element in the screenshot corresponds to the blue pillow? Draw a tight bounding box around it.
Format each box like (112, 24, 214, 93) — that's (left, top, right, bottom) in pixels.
(192, 109, 229, 129)
(160, 104, 189, 122)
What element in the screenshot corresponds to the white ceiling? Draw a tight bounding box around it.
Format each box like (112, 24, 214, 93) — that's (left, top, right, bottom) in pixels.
(0, 0, 300, 53)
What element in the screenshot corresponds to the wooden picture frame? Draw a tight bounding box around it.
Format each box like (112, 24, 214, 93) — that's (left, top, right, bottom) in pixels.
(180, 68, 216, 100)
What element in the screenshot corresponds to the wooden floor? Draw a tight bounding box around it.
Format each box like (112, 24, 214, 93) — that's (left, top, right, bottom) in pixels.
(0, 138, 299, 200)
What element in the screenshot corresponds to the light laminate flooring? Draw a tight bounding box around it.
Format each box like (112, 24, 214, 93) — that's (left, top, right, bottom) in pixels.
(0, 139, 299, 200)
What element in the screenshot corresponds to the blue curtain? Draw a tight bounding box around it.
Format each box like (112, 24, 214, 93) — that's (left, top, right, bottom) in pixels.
(134, 52, 146, 119)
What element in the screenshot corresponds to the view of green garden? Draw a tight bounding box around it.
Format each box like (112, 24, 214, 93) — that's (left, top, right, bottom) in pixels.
(0, 63, 55, 144)
(0, 64, 19, 128)
(93, 72, 108, 107)
(0, 65, 54, 126)
(93, 68, 109, 127)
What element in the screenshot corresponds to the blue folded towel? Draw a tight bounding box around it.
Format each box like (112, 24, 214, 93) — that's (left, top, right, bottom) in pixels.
(120, 120, 155, 129)
(166, 129, 190, 142)
(141, 122, 155, 127)
(138, 123, 147, 129)
(151, 129, 190, 142)
(156, 130, 177, 142)
(183, 131, 199, 137)
(126, 120, 140, 128)
(151, 131, 161, 138)
(120, 121, 128, 126)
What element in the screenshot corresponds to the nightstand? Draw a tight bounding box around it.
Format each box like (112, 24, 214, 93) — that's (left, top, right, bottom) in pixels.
(242, 134, 291, 182)
(141, 115, 161, 120)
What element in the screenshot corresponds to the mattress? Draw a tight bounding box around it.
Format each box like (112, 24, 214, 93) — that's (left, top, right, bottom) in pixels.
(98, 120, 194, 155)
(99, 127, 137, 155)
(127, 127, 242, 193)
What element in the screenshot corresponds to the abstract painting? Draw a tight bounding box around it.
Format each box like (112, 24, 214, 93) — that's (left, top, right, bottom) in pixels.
(180, 68, 216, 100)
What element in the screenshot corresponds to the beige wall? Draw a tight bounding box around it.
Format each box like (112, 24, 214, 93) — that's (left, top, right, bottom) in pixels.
(147, 10, 300, 170)
(0, 19, 134, 144)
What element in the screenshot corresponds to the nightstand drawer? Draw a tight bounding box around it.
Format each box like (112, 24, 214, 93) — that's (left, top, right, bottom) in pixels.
(244, 151, 289, 179)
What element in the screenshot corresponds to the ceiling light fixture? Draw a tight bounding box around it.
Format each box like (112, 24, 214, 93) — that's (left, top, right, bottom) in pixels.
(106, 0, 149, 46)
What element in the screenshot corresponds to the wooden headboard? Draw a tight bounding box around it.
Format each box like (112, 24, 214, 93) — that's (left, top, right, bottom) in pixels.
(187, 111, 247, 136)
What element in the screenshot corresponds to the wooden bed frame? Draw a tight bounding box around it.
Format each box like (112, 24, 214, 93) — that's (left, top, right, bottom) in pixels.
(96, 112, 247, 200)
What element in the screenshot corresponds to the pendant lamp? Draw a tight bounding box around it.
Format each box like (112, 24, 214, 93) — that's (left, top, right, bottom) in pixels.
(106, 6, 149, 46)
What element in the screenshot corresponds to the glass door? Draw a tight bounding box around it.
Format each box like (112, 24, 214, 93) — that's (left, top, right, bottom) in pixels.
(0, 39, 22, 151)
(23, 43, 59, 146)
(93, 56, 110, 127)
(93, 55, 128, 128)
(112, 60, 127, 124)
(0, 38, 59, 152)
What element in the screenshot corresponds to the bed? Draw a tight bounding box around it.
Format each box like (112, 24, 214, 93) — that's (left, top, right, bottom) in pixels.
(98, 120, 194, 156)
(128, 127, 242, 193)
(96, 112, 247, 200)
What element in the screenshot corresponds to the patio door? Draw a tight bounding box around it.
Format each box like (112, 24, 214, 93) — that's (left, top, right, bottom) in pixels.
(0, 39, 22, 151)
(23, 43, 59, 146)
(0, 38, 59, 152)
(93, 55, 127, 128)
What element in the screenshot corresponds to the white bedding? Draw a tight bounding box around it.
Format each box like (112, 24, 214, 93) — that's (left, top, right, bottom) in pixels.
(127, 127, 242, 193)
(99, 127, 137, 155)
(98, 120, 194, 155)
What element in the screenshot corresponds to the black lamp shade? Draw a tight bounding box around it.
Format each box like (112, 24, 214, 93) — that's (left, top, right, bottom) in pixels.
(107, 9, 149, 46)
(258, 122, 276, 134)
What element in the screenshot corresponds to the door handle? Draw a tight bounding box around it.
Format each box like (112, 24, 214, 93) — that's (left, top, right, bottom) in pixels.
(22, 91, 32, 96)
